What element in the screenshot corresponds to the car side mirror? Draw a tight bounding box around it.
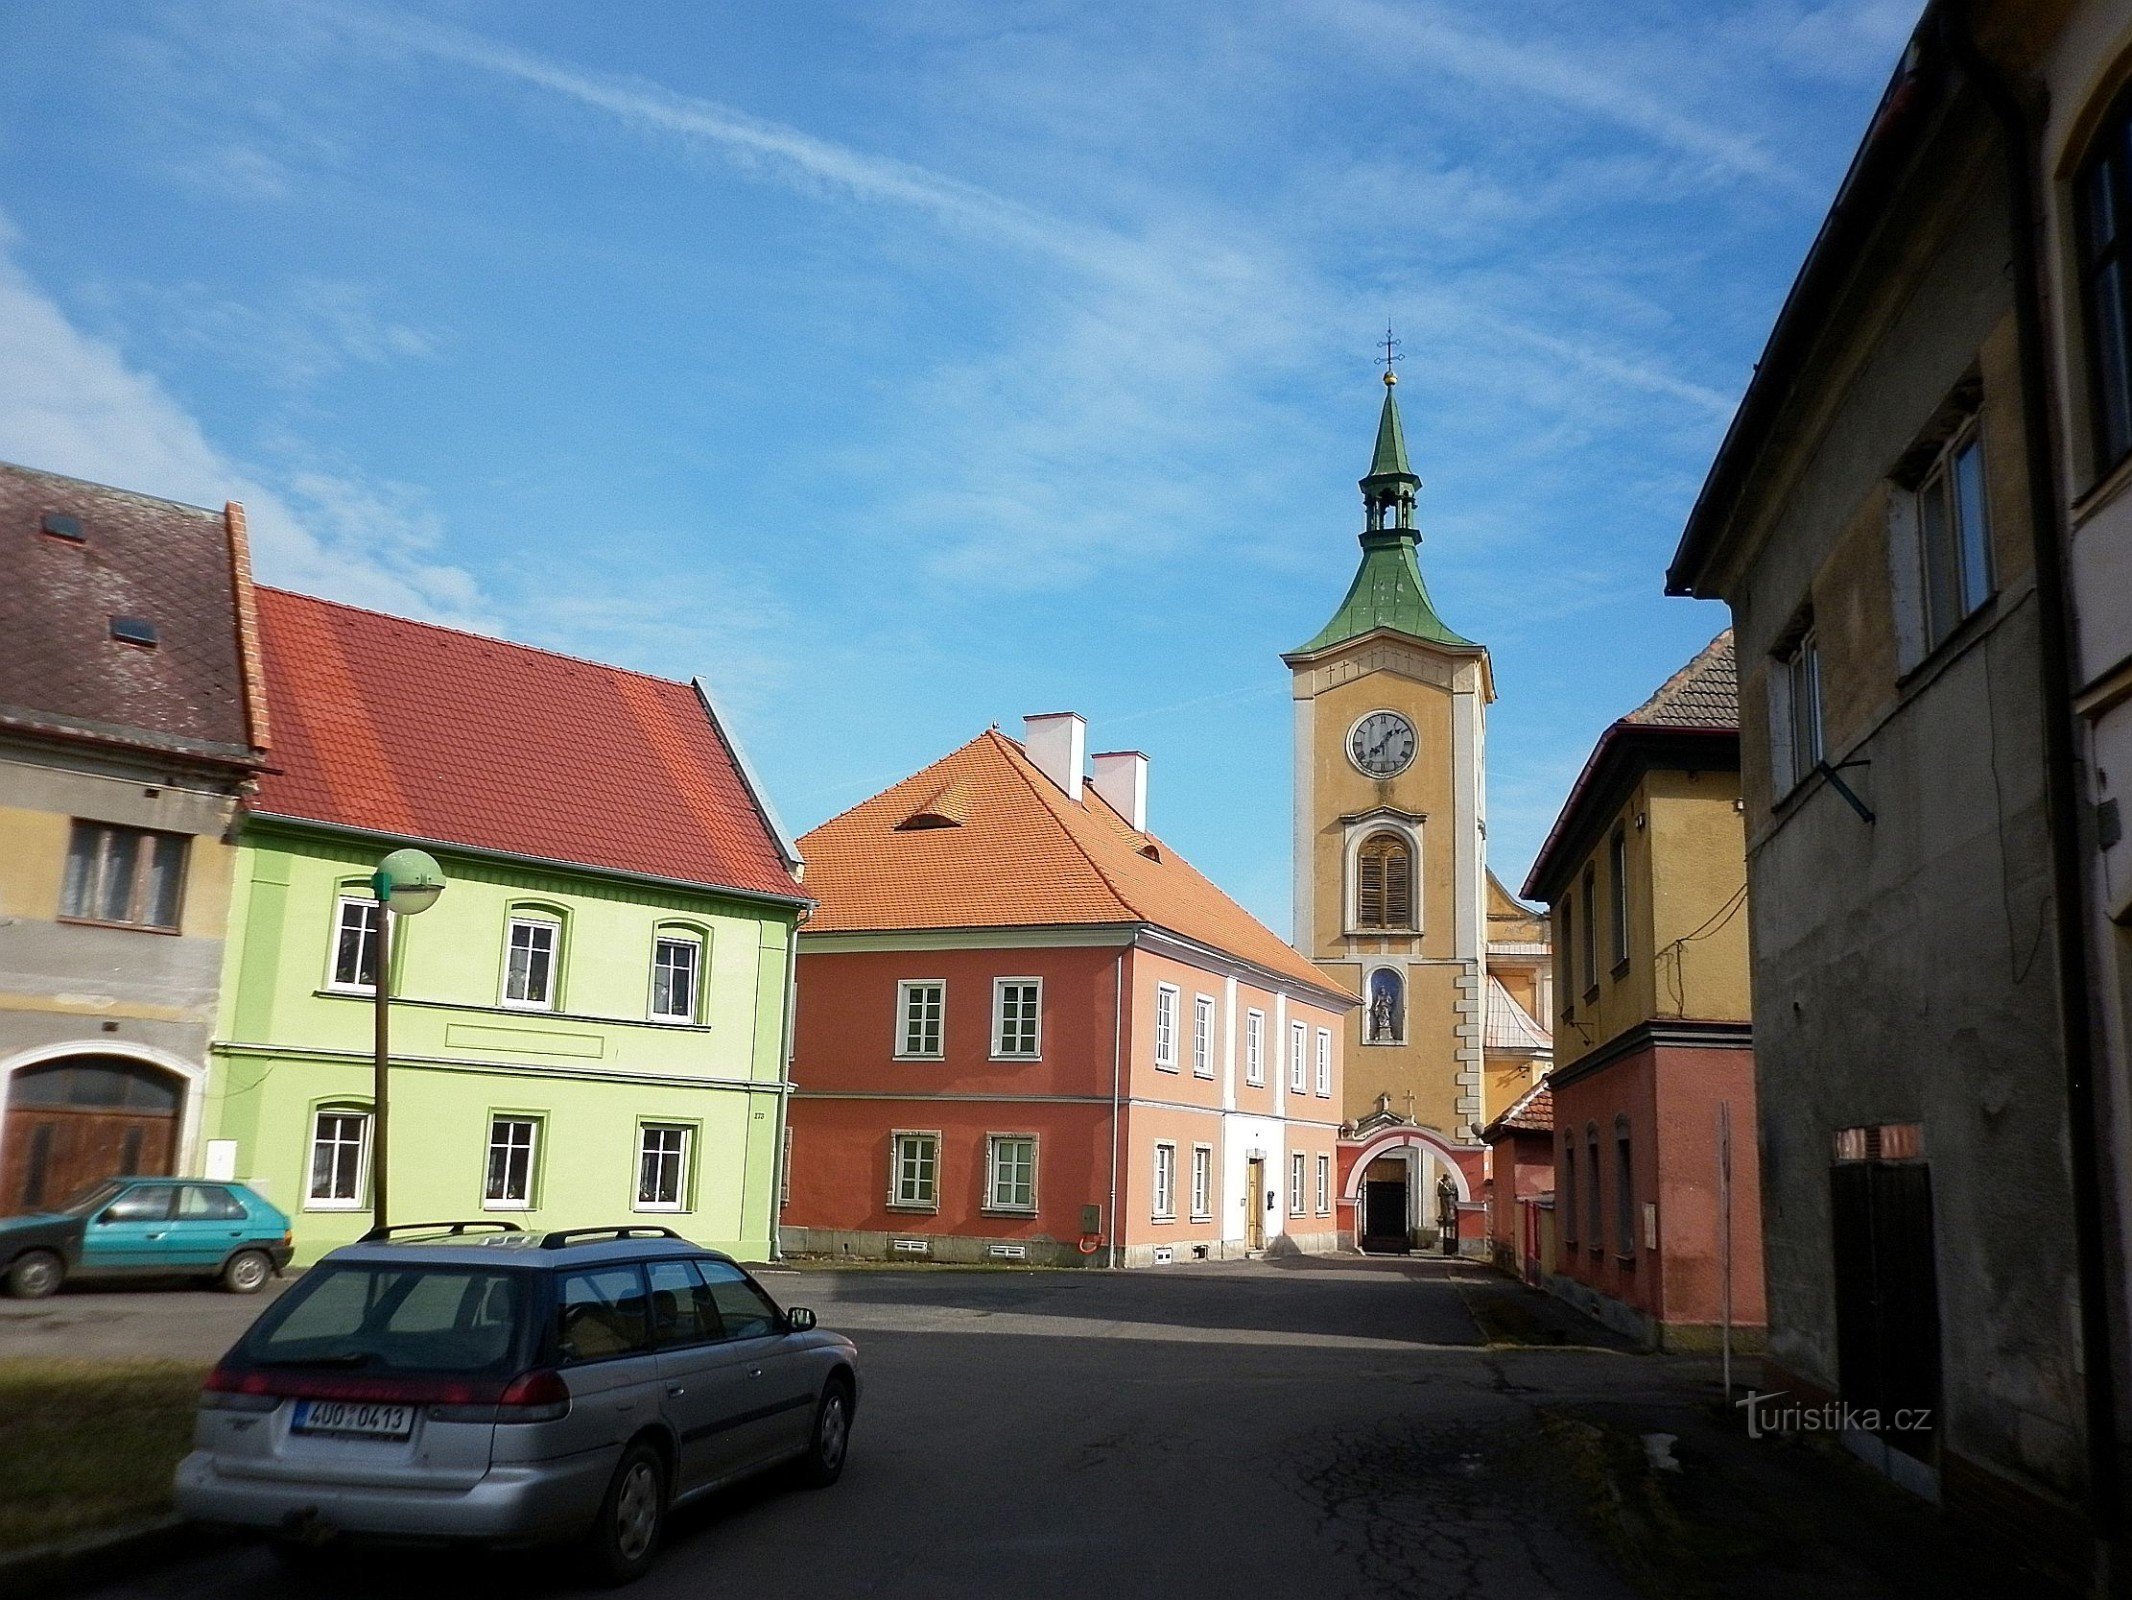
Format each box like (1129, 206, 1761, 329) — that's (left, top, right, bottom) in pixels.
(785, 1306, 817, 1333)
(96, 1209, 116, 1225)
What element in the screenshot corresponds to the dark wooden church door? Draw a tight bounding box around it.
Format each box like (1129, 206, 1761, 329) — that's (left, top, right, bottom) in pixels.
(1, 1057, 182, 1214)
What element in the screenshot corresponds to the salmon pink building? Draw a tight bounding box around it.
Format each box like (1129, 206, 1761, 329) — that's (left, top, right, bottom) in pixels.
(783, 714, 1355, 1267)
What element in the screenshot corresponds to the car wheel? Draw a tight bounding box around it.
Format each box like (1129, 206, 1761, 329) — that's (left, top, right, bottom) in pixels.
(5, 1250, 63, 1300)
(798, 1378, 853, 1488)
(583, 1440, 665, 1586)
(219, 1250, 272, 1294)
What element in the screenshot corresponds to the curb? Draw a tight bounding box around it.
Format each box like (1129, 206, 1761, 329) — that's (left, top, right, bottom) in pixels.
(0, 1517, 209, 1600)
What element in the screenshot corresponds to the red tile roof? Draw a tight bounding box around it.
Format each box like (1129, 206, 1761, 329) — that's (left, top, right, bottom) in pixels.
(0, 463, 265, 765)
(251, 588, 802, 902)
(800, 728, 1344, 998)
(1481, 1081, 1553, 1140)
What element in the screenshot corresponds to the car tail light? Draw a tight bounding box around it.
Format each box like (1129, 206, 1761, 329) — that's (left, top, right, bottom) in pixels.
(199, 1367, 277, 1413)
(426, 1368, 569, 1426)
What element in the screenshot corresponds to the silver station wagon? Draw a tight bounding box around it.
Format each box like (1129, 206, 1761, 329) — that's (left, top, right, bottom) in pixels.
(175, 1223, 858, 1584)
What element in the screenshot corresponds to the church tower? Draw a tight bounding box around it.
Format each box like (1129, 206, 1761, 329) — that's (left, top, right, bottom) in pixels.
(1285, 368, 1494, 1243)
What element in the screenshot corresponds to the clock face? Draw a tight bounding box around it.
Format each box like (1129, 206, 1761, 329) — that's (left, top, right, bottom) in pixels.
(1349, 711, 1417, 778)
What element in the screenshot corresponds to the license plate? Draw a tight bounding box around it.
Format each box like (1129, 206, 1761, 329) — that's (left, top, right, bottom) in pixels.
(292, 1399, 414, 1439)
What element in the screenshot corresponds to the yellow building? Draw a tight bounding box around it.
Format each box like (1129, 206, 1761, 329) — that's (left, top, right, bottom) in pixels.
(1286, 372, 1548, 1250)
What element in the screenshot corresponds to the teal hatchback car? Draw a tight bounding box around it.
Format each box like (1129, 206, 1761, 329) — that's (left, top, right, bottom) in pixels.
(0, 1178, 293, 1299)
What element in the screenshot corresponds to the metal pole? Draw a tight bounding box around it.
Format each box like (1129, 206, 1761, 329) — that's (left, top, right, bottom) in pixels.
(1719, 1100, 1733, 1403)
(372, 903, 391, 1232)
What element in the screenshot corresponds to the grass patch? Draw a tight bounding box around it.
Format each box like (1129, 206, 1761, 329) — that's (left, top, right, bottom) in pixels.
(0, 1359, 206, 1553)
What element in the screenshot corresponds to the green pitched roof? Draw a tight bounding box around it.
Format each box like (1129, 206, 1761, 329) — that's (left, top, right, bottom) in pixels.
(1292, 530, 1476, 654)
(1366, 384, 1414, 481)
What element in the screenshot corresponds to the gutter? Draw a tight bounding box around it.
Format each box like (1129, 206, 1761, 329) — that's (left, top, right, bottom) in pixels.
(767, 904, 805, 1262)
(1941, 2, 2123, 1543)
(1109, 945, 1125, 1271)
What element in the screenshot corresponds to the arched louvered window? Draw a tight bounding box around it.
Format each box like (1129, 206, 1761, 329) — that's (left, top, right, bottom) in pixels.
(1355, 832, 1414, 929)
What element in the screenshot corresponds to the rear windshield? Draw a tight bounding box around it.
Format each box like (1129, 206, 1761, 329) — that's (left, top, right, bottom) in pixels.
(237, 1265, 533, 1375)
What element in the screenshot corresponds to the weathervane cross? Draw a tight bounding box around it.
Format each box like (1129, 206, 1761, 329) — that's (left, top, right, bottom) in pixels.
(1377, 324, 1403, 372)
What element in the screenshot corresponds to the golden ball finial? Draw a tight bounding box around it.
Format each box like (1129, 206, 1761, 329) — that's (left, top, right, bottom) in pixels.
(1383, 369, 1397, 387)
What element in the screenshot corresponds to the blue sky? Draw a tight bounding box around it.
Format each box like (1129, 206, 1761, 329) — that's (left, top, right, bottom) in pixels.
(0, 0, 1916, 932)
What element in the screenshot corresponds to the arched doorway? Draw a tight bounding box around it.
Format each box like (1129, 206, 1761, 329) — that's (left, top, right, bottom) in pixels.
(1342, 1129, 1480, 1254)
(0, 1054, 184, 1214)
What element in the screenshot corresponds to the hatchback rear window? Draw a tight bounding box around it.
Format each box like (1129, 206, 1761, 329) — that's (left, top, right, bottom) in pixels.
(239, 1266, 531, 1375)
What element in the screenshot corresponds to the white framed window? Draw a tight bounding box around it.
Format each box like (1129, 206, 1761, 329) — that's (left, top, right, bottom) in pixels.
(650, 932, 701, 1022)
(1154, 984, 1180, 1071)
(889, 1130, 939, 1210)
(1314, 1027, 1332, 1097)
(306, 1108, 370, 1210)
(986, 1134, 1037, 1213)
(896, 980, 945, 1058)
(1289, 1021, 1308, 1093)
(1316, 1153, 1331, 1215)
(1245, 1010, 1265, 1086)
(1152, 1142, 1176, 1220)
(992, 978, 1042, 1059)
(1192, 995, 1215, 1078)
(1290, 1152, 1307, 1215)
(503, 914, 560, 1009)
(1917, 425, 1994, 650)
(329, 896, 381, 992)
(1771, 627, 1824, 795)
(635, 1123, 692, 1212)
(483, 1116, 539, 1210)
(1190, 1144, 1213, 1220)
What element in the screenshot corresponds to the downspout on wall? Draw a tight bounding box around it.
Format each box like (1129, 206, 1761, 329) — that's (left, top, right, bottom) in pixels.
(767, 906, 806, 1262)
(1943, 1, 2123, 1553)
(1110, 945, 1126, 1271)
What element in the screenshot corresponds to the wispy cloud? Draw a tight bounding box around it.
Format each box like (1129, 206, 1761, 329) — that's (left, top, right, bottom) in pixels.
(104, 276, 437, 390)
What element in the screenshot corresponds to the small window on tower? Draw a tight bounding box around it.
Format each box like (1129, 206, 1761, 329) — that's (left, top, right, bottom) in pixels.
(1355, 832, 1413, 930)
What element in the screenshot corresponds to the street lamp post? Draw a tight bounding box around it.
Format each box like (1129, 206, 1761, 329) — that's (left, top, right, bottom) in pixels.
(370, 848, 446, 1233)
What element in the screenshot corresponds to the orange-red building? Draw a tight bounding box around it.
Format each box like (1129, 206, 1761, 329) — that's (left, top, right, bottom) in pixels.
(783, 715, 1355, 1267)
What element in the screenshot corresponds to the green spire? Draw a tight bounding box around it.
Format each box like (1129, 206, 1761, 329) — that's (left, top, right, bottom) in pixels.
(1288, 372, 1475, 657)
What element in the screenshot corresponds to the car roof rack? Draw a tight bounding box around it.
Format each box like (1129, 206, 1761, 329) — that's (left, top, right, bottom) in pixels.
(358, 1220, 527, 1243)
(537, 1225, 688, 1250)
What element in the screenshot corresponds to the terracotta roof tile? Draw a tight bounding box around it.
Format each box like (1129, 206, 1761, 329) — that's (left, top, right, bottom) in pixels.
(1482, 1080, 1553, 1139)
(1625, 629, 1737, 729)
(801, 729, 1338, 994)
(0, 463, 261, 764)
(252, 588, 800, 901)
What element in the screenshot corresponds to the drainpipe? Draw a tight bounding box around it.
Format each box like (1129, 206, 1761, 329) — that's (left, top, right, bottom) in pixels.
(1109, 945, 1126, 1271)
(766, 907, 806, 1263)
(1942, 3, 2121, 1545)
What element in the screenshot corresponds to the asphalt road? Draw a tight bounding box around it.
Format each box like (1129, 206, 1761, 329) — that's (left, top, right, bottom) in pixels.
(34, 1257, 2047, 1599)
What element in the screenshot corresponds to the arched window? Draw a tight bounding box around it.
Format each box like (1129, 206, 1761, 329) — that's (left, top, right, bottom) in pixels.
(1365, 967, 1404, 1044)
(1356, 832, 1414, 929)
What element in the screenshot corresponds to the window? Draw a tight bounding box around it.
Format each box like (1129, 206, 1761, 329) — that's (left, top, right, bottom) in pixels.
(1290, 1153, 1307, 1215)
(650, 933, 701, 1022)
(106, 1184, 176, 1222)
(1290, 1021, 1308, 1092)
(1365, 968, 1403, 1044)
(993, 978, 1041, 1058)
(1154, 984, 1180, 1070)
(1615, 1117, 1636, 1256)
(889, 1131, 939, 1210)
(556, 1266, 649, 1362)
(987, 1135, 1036, 1212)
(1579, 866, 1598, 996)
(1316, 1154, 1331, 1215)
(1190, 1145, 1213, 1220)
(1774, 628, 1824, 793)
(307, 1108, 370, 1210)
(1192, 995, 1215, 1078)
(483, 1116, 538, 1210)
(697, 1259, 782, 1340)
(636, 1123, 691, 1212)
(252, 1266, 526, 1375)
(1559, 898, 1575, 1019)
(897, 980, 945, 1058)
(1586, 1125, 1602, 1248)
(60, 822, 185, 930)
(1152, 1142, 1176, 1220)
(1245, 1010, 1265, 1085)
(330, 896, 381, 990)
(1562, 1144, 1578, 1244)
(1355, 831, 1414, 929)
(503, 915, 559, 1009)
(2080, 104, 2132, 468)
(179, 1185, 247, 1221)
(1315, 1028, 1332, 1097)
(647, 1258, 722, 1346)
(1608, 827, 1630, 972)
(1916, 427, 1994, 649)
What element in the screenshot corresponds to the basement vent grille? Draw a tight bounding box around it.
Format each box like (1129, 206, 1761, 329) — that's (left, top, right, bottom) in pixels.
(1152, 1246, 1174, 1265)
(986, 1243, 1028, 1261)
(891, 1238, 929, 1254)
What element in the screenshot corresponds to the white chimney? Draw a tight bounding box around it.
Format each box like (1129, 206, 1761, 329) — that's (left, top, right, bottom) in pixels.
(1090, 749, 1149, 831)
(1023, 712, 1087, 801)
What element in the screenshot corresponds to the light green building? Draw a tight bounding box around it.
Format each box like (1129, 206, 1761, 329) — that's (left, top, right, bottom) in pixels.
(207, 588, 807, 1263)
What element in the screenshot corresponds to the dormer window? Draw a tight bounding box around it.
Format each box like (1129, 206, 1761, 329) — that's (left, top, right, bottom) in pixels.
(40, 511, 85, 543)
(110, 617, 158, 649)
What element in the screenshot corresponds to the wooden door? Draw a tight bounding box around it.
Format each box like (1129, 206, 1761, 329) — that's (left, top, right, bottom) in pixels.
(1245, 1158, 1265, 1251)
(1, 1057, 182, 1215)
(1830, 1160, 1941, 1462)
